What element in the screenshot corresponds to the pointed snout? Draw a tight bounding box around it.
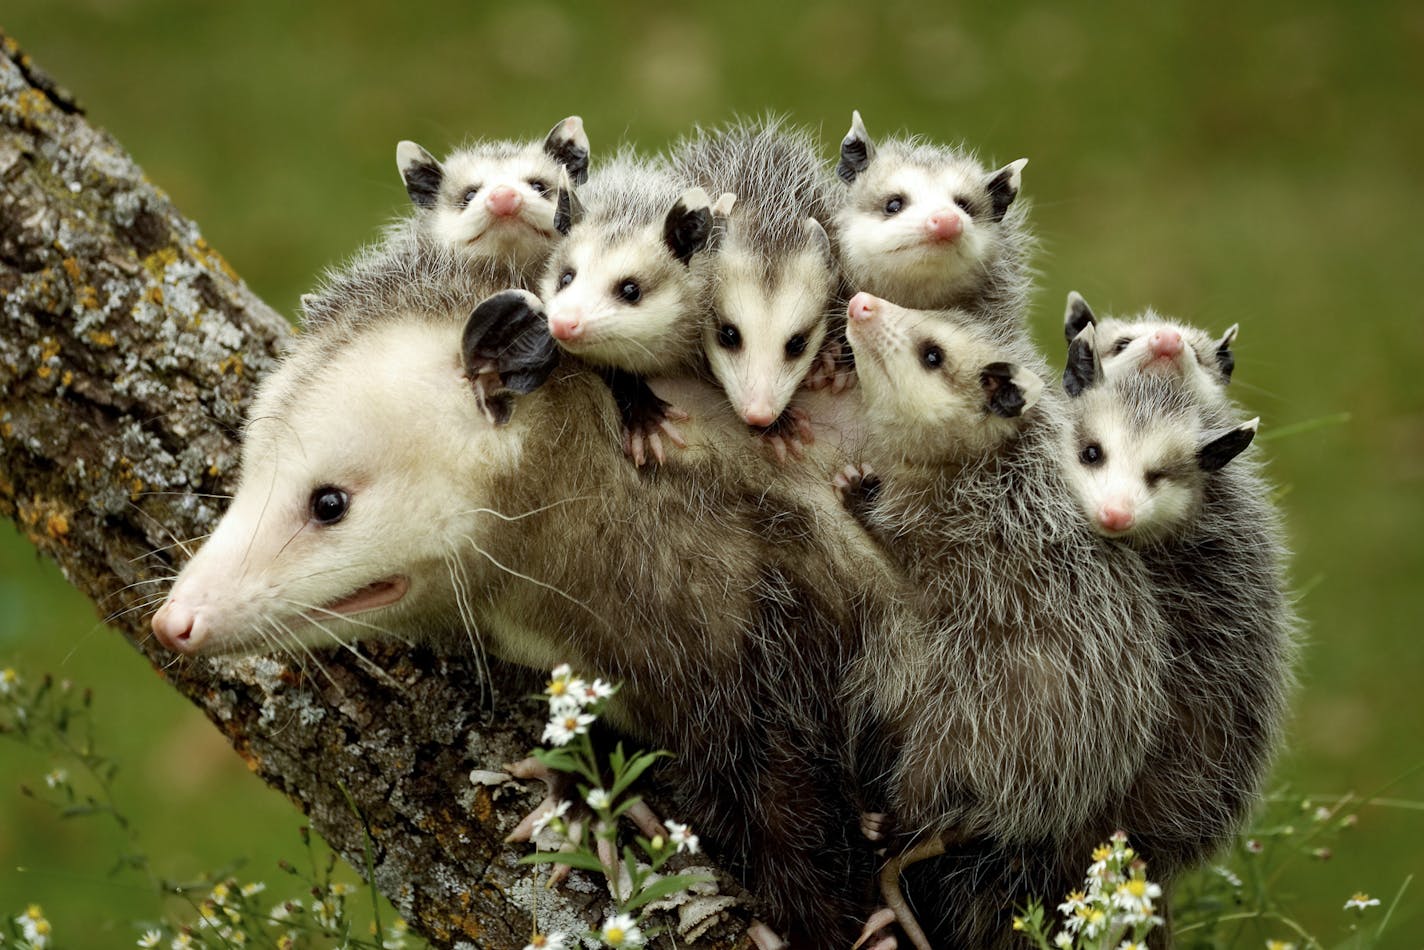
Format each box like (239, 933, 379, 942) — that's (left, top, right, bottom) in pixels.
(742, 402, 779, 428)
(925, 209, 964, 242)
(151, 598, 207, 655)
(848, 291, 883, 323)
(1148, 328, 1184, 360)
(486, 185, 523, 218)
(1097, 504, 1136, 534)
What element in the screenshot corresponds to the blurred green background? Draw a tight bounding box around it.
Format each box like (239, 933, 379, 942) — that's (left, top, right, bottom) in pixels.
(2, 1, 1421, 945)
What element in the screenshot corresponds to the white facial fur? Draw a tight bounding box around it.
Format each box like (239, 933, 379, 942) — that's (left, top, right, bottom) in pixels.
(398, 143, 565, 271)
(704, 231, 834, 426)
(836, 154, 1025, 309)
(1063, 387, 1202, 542)
(845, 293, 1041, 466)
(1092, 313, 1231, 402)
(541, 197, 711, 376)
(151, 319, 519, 656)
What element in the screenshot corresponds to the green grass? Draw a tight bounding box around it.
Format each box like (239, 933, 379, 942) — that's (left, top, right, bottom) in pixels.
(2, 2, 1422, 944)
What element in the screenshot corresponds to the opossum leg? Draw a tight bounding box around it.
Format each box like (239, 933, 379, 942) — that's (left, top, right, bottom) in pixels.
(754, 406, 815, 464)
(852, 907, 900, 950)
(624, 799, 669, 840)
(604, 369, 689, 467)
(747, 920, 789, 950)
(878, 836, 948, 950)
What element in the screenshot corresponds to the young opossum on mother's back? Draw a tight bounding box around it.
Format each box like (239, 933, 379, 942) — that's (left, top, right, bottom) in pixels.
(669, 117, 842, 445)
(1061, 328, 1297, 886)
(834, 111, 1032, 337)
(149, 289, 899, 947)
(837, 291, 1171, 948)
(300, 117, 588, 324)
(540, 148, 723, 465)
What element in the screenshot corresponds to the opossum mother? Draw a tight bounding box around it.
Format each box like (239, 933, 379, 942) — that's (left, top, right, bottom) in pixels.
(149, 283, 901, 948)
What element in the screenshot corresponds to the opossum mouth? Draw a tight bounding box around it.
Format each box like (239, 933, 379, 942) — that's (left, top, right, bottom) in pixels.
(468, 218, 550, 243)
(314, 576, 409, 617)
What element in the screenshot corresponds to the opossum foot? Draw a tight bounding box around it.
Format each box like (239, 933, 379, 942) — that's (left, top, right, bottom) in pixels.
(804, 340, 858, 393)
(834, 463, 882, 520)
(747, 919, 789, 950)
(755, 406, 815, 464)
(504, 757, 582, 883)
(625, 404, 689, 467)
(879, 836, 948, 950)
(852, 907, 900, 950)
(859, 810, 891, 843)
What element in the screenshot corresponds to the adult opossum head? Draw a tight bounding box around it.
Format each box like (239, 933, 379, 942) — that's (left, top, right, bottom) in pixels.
(844, 291, 1043, 466)
(397, 116, 589, 272)
(834, 110, 1028, 311)
(1062, 324, 1258, 541)
(149, 292, 565, 656)
(1063, 290, 1237, 403)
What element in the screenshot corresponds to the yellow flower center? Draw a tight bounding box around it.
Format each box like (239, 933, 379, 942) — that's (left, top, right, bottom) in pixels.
(606, 927, 625, 944)
(1092, 845, 1112, 862)
(1127, 878, 1148, 897)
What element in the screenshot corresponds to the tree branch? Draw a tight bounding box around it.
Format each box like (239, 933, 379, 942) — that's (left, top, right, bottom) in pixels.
(0, 30, 750, 947)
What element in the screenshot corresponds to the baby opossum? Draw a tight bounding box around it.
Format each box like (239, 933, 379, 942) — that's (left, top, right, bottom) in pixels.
(1061, 331, 1297, 888)
(539, 148, 722, 465)
(300, 117, 588, 324)
(834, 111, 1032, 335)
(150, 289, 900, 947)
(1064, 290, 1237, 408)
(838, 291, 1172, 948)
(669, 117, 842, 436)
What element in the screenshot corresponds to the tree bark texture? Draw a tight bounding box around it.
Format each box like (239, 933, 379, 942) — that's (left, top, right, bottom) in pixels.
(0, 30, 751, 948)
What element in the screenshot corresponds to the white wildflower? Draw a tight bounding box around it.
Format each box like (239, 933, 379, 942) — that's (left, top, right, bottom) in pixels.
(1053, 933, 1073, 949)
(1057, 889, 1089, 917)
(545, 665, 586, 706)
(240, 881, 266, 897)
(1214, 865, 1243, 888)
(524, 932, 568, 950)
(543, 708, 596, 746)
(1343, 892, 1381, 911)
(600, 912, 644, 947)
(43, 769, 67, 789)
(665, 819, 700, 854)
(586, 787, 612, 810)
(138, 931, 162, 948)
(531, 799, 571, 837)
(171, 935, 194, 950)
(577, 678, 616, 704)
(1266, 941, 1298, 950)
(0, 668, 17, 694)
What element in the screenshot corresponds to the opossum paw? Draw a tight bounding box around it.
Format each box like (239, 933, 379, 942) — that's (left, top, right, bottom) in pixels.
(804, 340, 856, 393)
(859, 810, 892, 843)
(852, 907, 900, 950)
(624, 404, 689, 467)
(755, 406, 815, 463)
(833, 463, 881, 518)
(747, 919, 789, 950)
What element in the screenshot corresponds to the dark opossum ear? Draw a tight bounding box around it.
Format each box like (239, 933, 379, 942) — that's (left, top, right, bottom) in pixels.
(1197, 417, 1258, 471)
(554, 167, 584, 236)
(544, 115, 590, 185)
(663, 187, 715, 265)
(1063, 325, 1103, 397)
(980, 361, 1043, 418)
(1215, 323, 1239, 383)
(463, 290, 560, 404)
(984, 157, 1028, 222)
(1064, 290, 1097, 343)
(396, 141, 443, 210)
(837, 110, 875, 184)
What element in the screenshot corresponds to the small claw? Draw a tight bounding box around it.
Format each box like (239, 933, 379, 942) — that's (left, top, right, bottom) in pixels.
(646, 430, 666, 465)
(505, 794, 558, 843)
(853, 906, 900, 950)
(664, 404, 691, 423)
(747, 920, 788, 950)
(625, 800, 668, 840)
(831, 365, 858, 394)
(861, 811, 889, 842)
(546, 862, 572, 887)
(658, 417, 688, 448)
(767, 434, 789, 464)
(793, 411, 815, 446)
(506, 757, 554, 781)
(629, 431, 647, 468)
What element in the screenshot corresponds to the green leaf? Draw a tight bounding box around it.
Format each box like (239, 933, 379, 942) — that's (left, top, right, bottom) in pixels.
(609, 750, 669, 799)
(517, 850, 608, 873)
(622, 873, 714, 913)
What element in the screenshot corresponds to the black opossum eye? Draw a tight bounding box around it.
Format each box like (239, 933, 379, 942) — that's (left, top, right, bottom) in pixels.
(528, 179, 549, 195)
(785, 334, 808, 359)
(1080, 443, 1104, 466)
(309, 486, 350, 526)
(883, 195, 905, 216)
(718, 324, 742, 350)
(952, 195, 974, 215)
(557, 270, 575, 290)
(617, 279, 642, 303)
(462, 186, 481, 207)
(1111, 337, 1132, 355)
(919, 342, 944, 369)
(1145, 468, 1167, 487)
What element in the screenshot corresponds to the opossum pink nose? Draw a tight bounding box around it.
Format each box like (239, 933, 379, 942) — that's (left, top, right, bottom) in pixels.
(1098, 505, 1136, 533)
(549, 312, 583, 341)
(847, 291, 881, 323)
(1149, 329, 1183, 358)
(486, 186, 522, 218)
(742, 403, 778, 428)
(925, 210, 963, 241)
(151, 600, 203, 654)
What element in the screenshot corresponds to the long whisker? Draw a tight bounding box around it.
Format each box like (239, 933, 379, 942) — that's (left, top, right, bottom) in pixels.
(444, 551, 492, 708)
(459, 534, 606, 629)
(455, 496, 592, 522)
(129, 534, 212, 564)
(125, 500, 197, 561)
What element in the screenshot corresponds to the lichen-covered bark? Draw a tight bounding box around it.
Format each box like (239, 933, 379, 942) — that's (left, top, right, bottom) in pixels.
(0, 30, 750, 948)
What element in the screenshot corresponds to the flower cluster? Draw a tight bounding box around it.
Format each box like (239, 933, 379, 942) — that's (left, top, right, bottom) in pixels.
(11, 904, 53, 949)
(1015, 832, 1163, 949)
(542, 664, 615, 746)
